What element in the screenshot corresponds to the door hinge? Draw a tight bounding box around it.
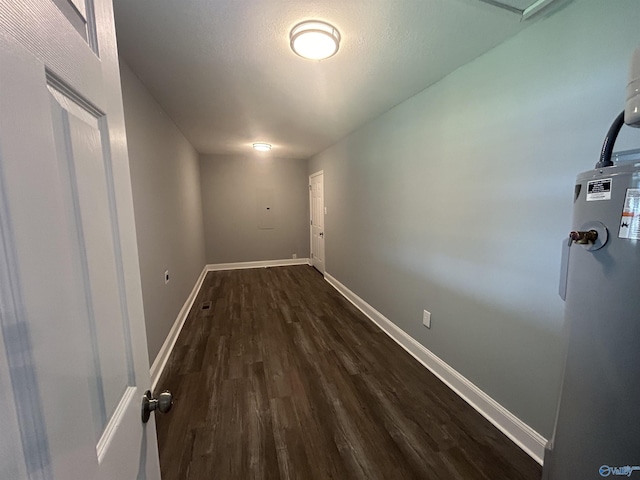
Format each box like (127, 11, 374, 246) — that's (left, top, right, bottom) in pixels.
(309, 185, 312, 190)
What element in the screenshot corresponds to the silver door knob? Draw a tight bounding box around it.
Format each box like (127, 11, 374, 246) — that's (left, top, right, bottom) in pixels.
(319, 232, 324, 237)
(141, 390, 173, 423)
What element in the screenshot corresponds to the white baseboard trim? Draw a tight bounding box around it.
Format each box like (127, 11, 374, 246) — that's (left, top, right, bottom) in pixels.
(206, 258, 311, 271)
(150, 265, 208, 392)
(324, 272, 547, 465)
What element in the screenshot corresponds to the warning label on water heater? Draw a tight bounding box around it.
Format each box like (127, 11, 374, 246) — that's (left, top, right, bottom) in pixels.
(587, 178, 612, 201)
(618, 189, 640, 240)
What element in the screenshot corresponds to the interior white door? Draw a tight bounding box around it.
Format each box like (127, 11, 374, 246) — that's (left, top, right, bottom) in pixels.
(0, 1, 160, 479)
(310, 171, 325, 274)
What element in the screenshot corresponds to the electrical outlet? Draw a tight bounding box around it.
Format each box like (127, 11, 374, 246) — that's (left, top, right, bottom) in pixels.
(423, 310, 431, 329)
(292, 253, 297, 259)
(164, 270, 170, 284)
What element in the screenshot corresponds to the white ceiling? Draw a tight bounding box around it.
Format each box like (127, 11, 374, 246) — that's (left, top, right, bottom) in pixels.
(112, 0, 544, 159)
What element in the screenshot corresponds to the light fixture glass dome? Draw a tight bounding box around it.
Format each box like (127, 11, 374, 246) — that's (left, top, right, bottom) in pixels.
(290, 21, 340, 60)
(252, 142, 272, 152)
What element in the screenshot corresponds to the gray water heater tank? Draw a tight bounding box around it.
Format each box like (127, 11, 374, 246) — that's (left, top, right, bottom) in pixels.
(544, 161, 640, 479)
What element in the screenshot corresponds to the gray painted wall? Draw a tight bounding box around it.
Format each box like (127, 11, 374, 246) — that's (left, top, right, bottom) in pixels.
(200, 154, 309, 264)
(121, 62, 206, 364)
(308, 0, 640, 438)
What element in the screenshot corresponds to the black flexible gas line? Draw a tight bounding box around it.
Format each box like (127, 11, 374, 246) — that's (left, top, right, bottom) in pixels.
(596, 110, 625, 168)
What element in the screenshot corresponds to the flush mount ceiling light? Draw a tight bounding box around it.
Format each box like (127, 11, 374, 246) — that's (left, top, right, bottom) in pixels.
(252, 142, 272, 152)
(290, 20, 341, 60)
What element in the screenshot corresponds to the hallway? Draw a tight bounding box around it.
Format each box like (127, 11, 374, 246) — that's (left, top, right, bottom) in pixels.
(154, 266, 541, 479)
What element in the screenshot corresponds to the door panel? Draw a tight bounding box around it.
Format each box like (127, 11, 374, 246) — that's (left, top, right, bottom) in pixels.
(1, 2, 104, 104)
(1, 39, 101, 479)
(0, 0, 160, 478)
(310, 172, 325, 273)
(50, 0, 92, 46)
(48, 84, 134, 435)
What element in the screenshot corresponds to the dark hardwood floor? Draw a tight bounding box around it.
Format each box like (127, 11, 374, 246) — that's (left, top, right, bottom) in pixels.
(155, 265, 542, 479)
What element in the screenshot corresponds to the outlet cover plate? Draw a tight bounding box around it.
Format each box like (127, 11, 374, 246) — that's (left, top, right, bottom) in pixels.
(423, 310, 431, 329)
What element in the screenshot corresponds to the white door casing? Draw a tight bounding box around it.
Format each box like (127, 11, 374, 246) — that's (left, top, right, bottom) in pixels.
(309, 171, 325, 274)
(0, 1, 160, 479)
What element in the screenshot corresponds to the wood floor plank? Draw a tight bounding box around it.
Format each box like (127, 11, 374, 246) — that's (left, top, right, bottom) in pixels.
(155, 265, 542, 479)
